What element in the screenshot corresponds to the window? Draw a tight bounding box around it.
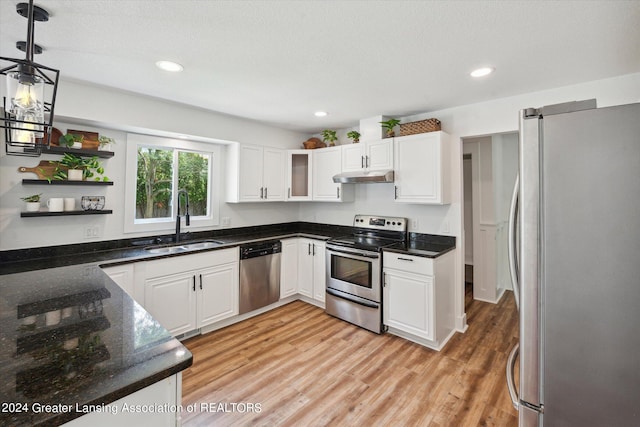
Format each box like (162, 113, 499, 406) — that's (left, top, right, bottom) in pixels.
(125, 134, 220, 233)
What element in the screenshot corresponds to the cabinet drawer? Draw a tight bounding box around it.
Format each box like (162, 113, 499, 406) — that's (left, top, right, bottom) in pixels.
(144, 247, 239, 279)
(383, 252, 433, 275)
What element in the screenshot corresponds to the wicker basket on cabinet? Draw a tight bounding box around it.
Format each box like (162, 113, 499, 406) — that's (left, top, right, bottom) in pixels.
(399, 118, 441, 136)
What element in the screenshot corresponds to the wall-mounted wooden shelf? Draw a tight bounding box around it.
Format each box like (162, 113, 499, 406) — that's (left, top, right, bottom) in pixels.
(22, 179, 114, 186)
(42, 145, 114, 159)
(20, 210, 113, 218)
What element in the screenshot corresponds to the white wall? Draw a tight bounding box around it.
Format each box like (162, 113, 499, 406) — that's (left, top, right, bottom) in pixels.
(0, 79, 307, 250)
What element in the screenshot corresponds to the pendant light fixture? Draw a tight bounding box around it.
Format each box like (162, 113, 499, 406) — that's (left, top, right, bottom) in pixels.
(1, 0, 60, 156)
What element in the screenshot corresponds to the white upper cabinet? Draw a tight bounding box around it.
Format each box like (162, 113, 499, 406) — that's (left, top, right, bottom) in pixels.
(312, 146, 354, 202)
(393, 131, 451, 204)
(286, 150, 313, 201)
(226, 143, 285, 202)
(342, 139, 393, 173)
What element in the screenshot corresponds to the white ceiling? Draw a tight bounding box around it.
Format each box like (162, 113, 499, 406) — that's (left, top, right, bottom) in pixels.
(1, 0, 639, 133)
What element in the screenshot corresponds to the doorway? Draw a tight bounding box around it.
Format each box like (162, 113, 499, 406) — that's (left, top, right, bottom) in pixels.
(462, 132, 518, 306)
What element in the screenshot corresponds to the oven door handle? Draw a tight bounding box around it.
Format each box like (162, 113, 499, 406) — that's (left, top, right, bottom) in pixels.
(326, 246, 379, 259)
(326, 288, 379, 309)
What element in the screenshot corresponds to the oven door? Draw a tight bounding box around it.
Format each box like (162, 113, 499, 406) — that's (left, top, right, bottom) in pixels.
(325, 244, 380, 302)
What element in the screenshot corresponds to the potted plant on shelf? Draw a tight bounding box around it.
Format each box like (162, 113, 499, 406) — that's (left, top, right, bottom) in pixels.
(321, 129, 338, 146)
(20, 193, 42, 212)
(380, 118, 401, 138)
(98, 136, 115, 151)
(59, 133, 84, 149)
(52, 153, 109, 182)
(346, 130, 361, 144)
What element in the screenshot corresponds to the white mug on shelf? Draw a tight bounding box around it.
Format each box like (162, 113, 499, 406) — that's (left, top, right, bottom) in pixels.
(47, 198, 64, 212)
(64, 197, 76, 211)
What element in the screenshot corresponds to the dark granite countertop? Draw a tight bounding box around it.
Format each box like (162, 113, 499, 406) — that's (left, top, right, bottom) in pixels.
(0, 263, 192, 426)
(383, 233, 456, 258)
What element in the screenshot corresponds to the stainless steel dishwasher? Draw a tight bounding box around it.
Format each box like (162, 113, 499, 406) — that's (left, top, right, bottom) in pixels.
(239, 240, 281, 314)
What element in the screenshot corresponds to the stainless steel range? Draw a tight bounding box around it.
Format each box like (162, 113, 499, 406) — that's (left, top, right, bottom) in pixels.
(325, 214, 407, 333)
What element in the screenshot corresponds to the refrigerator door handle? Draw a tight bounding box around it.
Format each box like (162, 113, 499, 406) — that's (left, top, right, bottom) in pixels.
(508, 174, 520, 311)
(506, 342, 520, 411)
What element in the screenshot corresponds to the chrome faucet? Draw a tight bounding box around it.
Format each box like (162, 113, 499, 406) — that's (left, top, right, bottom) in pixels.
(175, 189, 190, 243)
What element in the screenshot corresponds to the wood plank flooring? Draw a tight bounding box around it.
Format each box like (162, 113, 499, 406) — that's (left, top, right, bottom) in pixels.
(181, 290, 519, 426)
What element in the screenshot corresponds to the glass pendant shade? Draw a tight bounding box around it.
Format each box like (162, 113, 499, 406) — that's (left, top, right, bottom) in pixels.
(6, 69, 45, 144)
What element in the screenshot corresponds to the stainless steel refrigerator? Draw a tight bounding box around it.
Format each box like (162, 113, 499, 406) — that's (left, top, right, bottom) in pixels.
(506, 100, 640, 426)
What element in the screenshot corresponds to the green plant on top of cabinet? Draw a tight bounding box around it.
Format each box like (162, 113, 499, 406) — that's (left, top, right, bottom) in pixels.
(394, 131, 451, 204)
(226, 143, 285, 202)
(321, 129, 338, 147)
(346, 131, 361, 144)
(380, 118, 401, 138)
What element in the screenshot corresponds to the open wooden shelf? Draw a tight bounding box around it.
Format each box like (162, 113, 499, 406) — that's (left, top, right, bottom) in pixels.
(22, 179, 114, 186)
(21, 210, 113, 218)
(41, 145, 114, 159)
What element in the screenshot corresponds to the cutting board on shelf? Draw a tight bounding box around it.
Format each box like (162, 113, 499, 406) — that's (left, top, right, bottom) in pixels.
(18, 161, 64, 180)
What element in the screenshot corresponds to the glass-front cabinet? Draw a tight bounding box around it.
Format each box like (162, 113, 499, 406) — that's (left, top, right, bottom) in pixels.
(286, 150, 312, 201)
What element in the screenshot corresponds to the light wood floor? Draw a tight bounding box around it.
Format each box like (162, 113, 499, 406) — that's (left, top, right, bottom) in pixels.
(181, 289, 519, 426)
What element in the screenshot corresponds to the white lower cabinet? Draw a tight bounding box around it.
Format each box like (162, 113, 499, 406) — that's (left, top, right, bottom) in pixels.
(280, 238, 299, 298)
(101, 263, 135, 297)
(142, 248, 239, 336)
(383, 250, 455, 350)
(297, 238, 326, 305)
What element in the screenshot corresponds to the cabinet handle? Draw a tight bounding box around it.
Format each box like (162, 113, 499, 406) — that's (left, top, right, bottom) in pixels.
(397, 257, 414, 262)
(288, 187, 291, 199)
(199, 274, 203, 290)
(264, 187, 268, 199)
(361, 156, 365, 169)
(394, 185, 398, 199)
(383, 272, 386, 287)
(192, 275, 196, 291)
(366, 155, 369, 168)
(308, 243, 311, 255)
(312, 243, 316, 256)
(337, 187, 340, 199)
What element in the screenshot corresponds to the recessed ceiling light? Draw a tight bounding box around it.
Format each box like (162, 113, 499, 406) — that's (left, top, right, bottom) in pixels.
(314, 111, 328, 117)
(470, 67, 494, 78)
(155, 60, 183, 72)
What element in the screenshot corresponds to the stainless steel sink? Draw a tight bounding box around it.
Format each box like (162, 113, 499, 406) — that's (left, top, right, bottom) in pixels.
(144, 246, 186, 254)
(144, 239, 225, 254)
(182, 240, 224, 250)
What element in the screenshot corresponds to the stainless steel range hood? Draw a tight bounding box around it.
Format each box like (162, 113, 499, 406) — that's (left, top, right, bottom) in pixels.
(332, 170, 394, 184)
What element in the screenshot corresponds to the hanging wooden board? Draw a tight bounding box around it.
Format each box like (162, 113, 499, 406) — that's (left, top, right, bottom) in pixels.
(18, 161, 64, 180)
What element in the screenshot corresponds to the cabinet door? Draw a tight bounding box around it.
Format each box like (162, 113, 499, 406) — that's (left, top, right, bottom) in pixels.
(239, 145, 264, 201)
(280, 239, 299, 298)
(394, 132, 450, 204)
(297, 239, 314, 298)
(312, 147, 343, 201)
(198, 263, 239, 327)
(287, 150, 312, 201)
(366, 139, 393, 170)
(383, 269, 434, 340)
(312, 241, 326, 303)
(341, 144, 366, 172)
(263, 148, 285, 201)
(102, 264, 135, 298)
(145, 273, 197, 336)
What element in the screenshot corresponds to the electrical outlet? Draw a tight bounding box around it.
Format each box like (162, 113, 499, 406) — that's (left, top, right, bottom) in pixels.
(84, 225, 102, 238)
(221, 217, 231, 227)
(411, 218, 419, 230)
(443, 220, 450, 233)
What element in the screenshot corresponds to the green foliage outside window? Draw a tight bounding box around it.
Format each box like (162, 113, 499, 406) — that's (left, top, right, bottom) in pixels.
(136, 147, 210, 220)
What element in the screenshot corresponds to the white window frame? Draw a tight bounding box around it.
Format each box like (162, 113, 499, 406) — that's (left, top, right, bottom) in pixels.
(124, 133, 221, 234)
